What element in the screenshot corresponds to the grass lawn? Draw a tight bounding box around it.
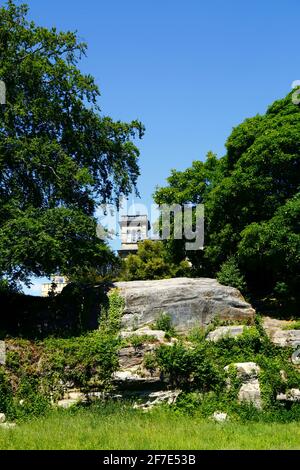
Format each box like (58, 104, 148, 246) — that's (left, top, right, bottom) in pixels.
(1, 404, 300, 450)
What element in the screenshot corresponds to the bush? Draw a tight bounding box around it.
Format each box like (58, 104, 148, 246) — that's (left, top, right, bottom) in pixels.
(41, 331, 120, 393)
(3, 328, 121, 421)
(153, 342, 224, 391)
(125, 335, 156, 349)
(154, 313, 175, 337)
(14, 376, 50, 420)
(217, 257, 246, 292)
(0, 369, 14, 418)
(120, 240, 191, 281)
(100, 289, 125, 334)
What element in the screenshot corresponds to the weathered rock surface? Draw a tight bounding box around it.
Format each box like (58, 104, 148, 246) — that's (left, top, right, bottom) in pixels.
(0, 422, 16, 429)
(118, 344, 156, 370)
(277, 389, 300, 402)
(224, 362, 260, 380)
(133, 390, 181, 410)
(120, 327, 166, 343)
(212, 411, 229, 422)
(0, 341, 6, 365)
(225, 362, 262, 409)
(263, 317, 300, 347)
(114, 278, 255, 332)
(238, 379, 261, 408)
(269, 329, 300, 348)
(114, 335, 167, 391)
(206, 325, 249, 342)
(0, 412, 16, 429)
(112, 370, 162, 390)
(57, 398, 79, 409)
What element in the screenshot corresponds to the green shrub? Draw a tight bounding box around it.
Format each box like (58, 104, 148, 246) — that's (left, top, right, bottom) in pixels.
(283, 320, 300, 330)
(143, 353, 157, 375)
(217, 257, 246, 292)
(119, 240, 191, 281)
(155, 342, 194, 387)
(100, 289, 124, 334)
(5, 350, 21, 372)
(42, 331, 120, 393)
(154, 313, 175, 337)
(125, 334, 156, 349)
(154, 342, 224, 391)
(15, 376, 50, 420)
(0, 369, 14, 418)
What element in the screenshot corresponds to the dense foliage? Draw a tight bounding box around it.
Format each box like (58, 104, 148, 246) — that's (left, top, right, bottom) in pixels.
(154, 94, 300, 306)
(0, 1, 144, 286)
(120, 240, 191, 281)
(0, 290, 125, 420)
(145, 320, 300, 418)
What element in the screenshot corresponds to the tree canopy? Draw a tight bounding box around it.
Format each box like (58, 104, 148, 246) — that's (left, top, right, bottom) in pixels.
(120, 240, 191, 281)
(154, 92, 300, 305)
(0, 1, 144, 286)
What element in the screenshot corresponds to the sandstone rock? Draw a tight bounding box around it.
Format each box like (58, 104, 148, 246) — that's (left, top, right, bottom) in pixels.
(120, 327, 166, 343)
(0, 341, 6, 365)
(57, 398, 79, 409)
(118, 344, 156, 369)
(206, 325, 249, 342)
(224, 362, 262, 409)
(277, 389, 300, 402)
(0, 413, 6, 423)
(133, 390, 180, 410)
(114, 278, 255, 332)
(0, 422, 16, 429)
(270, 329, 300, 348)
(112, 370, 161, 390)
(65, 391, 85, 401)
(263, 317, 300, 347)
(224, 362, 260, 380)
(212, 411, 229, 422)
(238, 379, 262, 409)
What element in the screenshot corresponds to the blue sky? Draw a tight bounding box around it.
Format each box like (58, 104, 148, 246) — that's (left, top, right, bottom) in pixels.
(22, 0, 300, 294)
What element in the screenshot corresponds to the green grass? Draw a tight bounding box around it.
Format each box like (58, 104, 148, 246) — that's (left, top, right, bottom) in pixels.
(1, 404, 300, 450)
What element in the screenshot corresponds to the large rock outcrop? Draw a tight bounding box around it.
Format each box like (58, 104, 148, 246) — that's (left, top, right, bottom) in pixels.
(113, 278, 255, 332)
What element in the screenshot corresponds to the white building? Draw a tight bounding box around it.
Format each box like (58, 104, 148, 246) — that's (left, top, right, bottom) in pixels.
(118, 214, 151, 258)
(41, 275, 68, 297)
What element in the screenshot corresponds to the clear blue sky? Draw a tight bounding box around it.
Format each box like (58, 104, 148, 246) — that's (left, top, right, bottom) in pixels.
(22, 0, 300, 294)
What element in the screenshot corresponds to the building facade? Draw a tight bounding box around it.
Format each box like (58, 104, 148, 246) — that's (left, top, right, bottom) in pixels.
(118, 214, 151, 258)
(41, 275, 68, 297)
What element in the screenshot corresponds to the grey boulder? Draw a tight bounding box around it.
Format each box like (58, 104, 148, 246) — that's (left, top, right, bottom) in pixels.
(113, 278, 255, 332)
(206, 325, 249, 342)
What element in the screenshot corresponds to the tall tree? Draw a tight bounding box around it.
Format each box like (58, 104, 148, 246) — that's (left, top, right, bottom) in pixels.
(0, 1, 144, 285)
(154, 92, 300, 304)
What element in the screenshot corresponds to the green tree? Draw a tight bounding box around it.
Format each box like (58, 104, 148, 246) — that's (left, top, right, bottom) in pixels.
(0, 1, 144, 286)
(120, 239, 191, 281)
(216, 257, 246, 292)
(154, 91, 300, 303)
(238, 193, 300, 302)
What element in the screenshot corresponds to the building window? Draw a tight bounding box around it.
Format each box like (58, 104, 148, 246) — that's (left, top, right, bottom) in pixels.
(131, 230, 137, 242)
